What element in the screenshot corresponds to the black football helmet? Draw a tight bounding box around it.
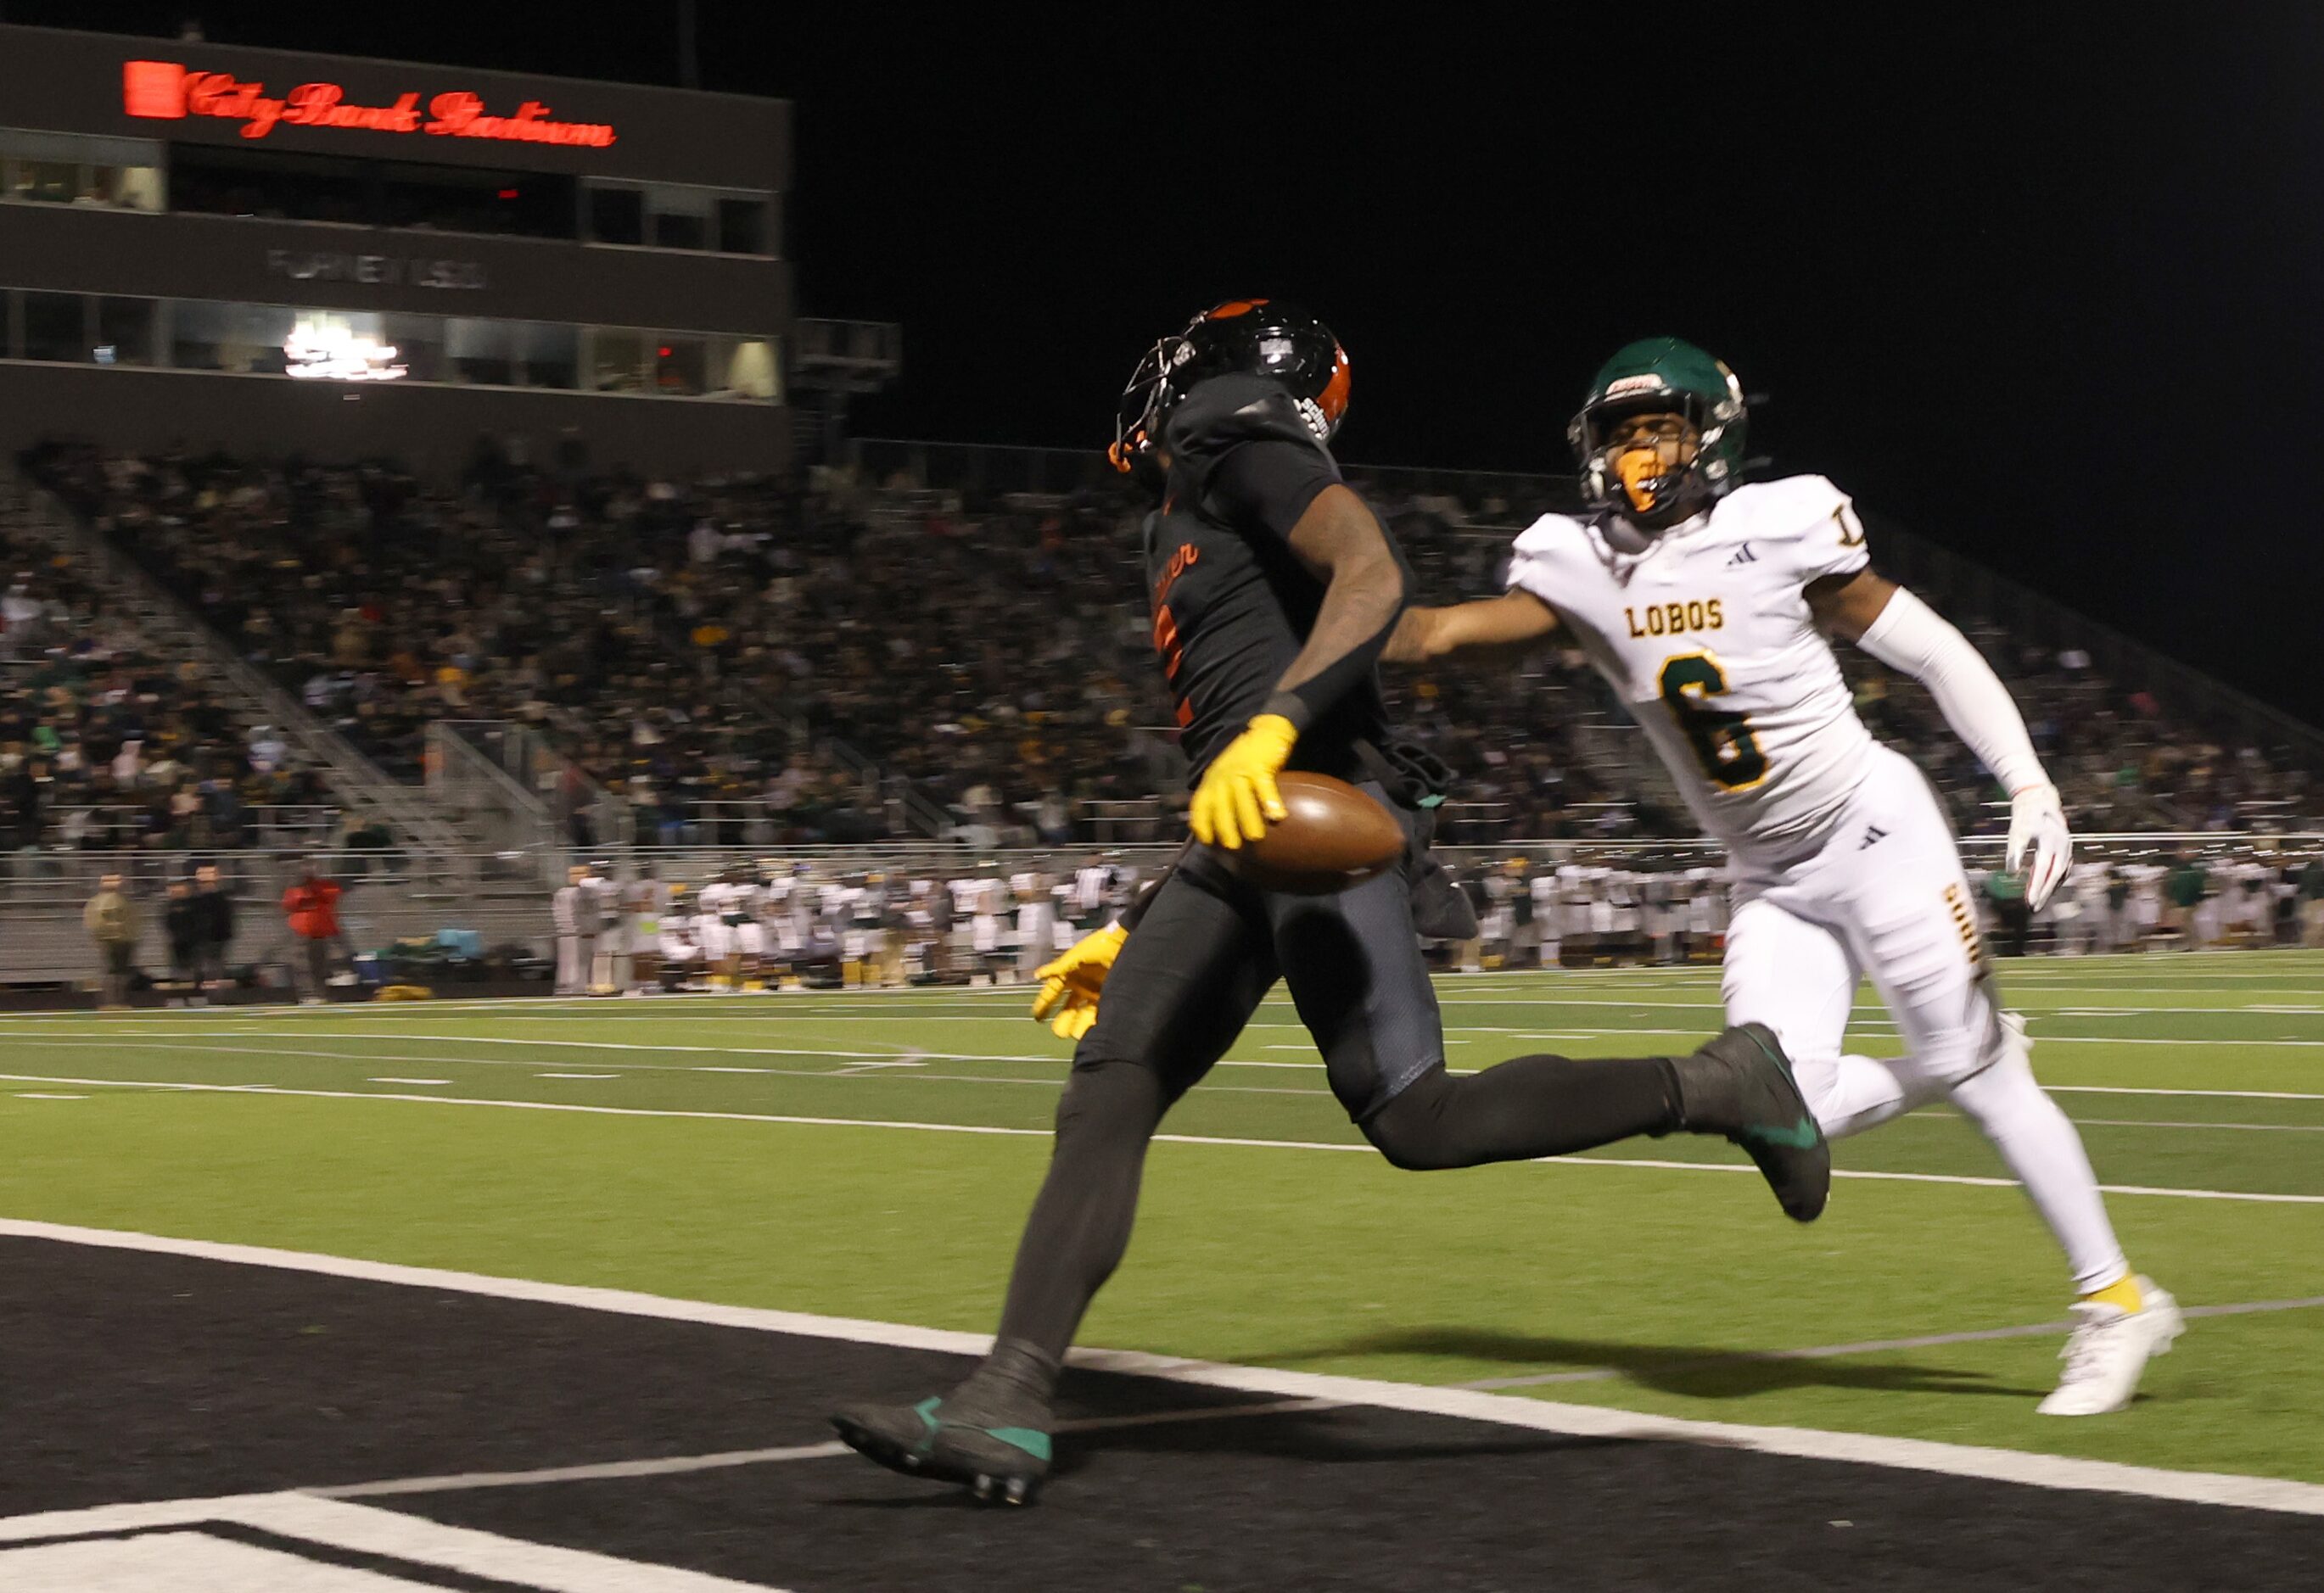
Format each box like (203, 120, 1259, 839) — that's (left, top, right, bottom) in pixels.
(1110, 299, 1352, 472)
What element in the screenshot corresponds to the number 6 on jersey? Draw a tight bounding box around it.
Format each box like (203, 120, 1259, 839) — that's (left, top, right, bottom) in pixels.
(1659, 650, 1767, 790)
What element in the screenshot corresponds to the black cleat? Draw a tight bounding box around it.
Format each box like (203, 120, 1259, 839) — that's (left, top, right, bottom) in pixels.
(830, 1395, 1051, 1506)
(1672, 1023, 1830, 1222)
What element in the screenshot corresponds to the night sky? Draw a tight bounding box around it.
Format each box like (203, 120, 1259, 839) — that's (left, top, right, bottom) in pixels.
(8, 3, 2322, 720)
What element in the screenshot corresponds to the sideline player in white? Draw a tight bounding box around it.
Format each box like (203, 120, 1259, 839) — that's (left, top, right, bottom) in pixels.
(1389, 337, 2181, 1415)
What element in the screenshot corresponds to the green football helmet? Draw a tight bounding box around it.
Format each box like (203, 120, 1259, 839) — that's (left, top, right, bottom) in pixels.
(1568, 337, 1749, 525)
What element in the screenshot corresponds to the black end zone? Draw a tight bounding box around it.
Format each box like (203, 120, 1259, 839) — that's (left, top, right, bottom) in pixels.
(4, 1236, 2319, 1591)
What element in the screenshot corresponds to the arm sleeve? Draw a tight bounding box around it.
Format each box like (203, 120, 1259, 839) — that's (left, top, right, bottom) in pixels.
(1203, 439, 1340, 544)
(1853, 586, 2050, 795)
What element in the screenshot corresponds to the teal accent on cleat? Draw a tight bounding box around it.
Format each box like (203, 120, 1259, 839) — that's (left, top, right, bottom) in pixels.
(832, 1394, 1053, 1504)
(1673, 1023, 1832, 1223)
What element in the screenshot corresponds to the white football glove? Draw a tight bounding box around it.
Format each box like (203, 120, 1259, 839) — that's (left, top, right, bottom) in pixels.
(2006, 781, 2071, 912)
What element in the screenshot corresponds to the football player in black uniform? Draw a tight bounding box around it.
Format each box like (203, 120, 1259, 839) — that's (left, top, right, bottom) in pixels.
(831, 300, 1828, 1504)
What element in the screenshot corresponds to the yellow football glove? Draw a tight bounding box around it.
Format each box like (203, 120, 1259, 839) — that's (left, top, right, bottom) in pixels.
(1188, 713, 1297, 850)
(1030, 921, 1128, 1040)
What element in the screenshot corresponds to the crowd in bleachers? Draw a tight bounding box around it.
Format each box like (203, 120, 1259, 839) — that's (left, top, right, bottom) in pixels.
(0, 508, 338, 854)
(19, 437, 2320, 847)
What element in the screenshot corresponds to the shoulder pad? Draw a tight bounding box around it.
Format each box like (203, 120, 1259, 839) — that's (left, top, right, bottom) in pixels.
(1162, 374, 1329, 461)
(1723, 472, 1851, 534)
(1509, 511, 1589, 561)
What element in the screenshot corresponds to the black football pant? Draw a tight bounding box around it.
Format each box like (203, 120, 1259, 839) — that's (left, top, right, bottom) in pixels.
(979, 836, 1685, 1391)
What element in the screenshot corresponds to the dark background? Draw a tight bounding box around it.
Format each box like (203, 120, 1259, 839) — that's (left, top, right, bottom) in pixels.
(7, 3, 2319, 718)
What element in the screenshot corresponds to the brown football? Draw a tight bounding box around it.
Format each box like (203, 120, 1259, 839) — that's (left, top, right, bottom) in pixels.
(1225, 772, 1407, 895)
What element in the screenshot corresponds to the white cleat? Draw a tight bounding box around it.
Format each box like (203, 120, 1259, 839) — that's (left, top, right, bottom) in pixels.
(2037, 1277, 2183, 1416)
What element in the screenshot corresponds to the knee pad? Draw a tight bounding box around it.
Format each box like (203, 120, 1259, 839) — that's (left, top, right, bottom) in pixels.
(1051, 1058, 1166, 1147)
(1359, 1067, 1459, 1171)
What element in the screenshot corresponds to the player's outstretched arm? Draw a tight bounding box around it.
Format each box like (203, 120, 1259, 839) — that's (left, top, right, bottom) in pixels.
(1812, 569, 2071, 908)
(1385, 590, 1560, 663)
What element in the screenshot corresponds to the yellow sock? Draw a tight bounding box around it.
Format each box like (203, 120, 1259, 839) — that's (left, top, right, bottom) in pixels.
(2082, 1272, 2143, 1313)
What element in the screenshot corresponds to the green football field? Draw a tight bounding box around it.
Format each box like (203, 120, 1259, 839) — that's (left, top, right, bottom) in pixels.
(4, 950, 2322, 1490)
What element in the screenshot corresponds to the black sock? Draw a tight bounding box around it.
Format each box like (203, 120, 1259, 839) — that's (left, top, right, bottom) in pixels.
(977, 1059, 1168, 1401)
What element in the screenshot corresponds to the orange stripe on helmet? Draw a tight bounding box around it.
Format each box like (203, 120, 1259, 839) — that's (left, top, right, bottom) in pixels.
(1203, 299, 1269, 321)
(1318, 343, 1352, 427)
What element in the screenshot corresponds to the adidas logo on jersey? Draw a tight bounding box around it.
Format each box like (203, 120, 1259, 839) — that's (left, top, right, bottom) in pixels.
(1860, 824, 1889, 849)
(1728, 543, 1758, 565)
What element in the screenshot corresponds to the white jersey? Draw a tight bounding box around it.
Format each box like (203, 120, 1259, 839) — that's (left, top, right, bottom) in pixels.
(1506, 474, 1876, 859)
(1073, 866, 1111, 913)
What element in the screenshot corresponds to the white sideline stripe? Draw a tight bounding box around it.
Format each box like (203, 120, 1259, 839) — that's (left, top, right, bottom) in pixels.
(367, 1076, 450, 1086)
(312, 1398, 1324, 1501)
(7, 1075, 2324, 1205)
(316, 1444, 852, 1498)
(0, 1221, 2318, 1521)
(0, 1492, 782, 1590)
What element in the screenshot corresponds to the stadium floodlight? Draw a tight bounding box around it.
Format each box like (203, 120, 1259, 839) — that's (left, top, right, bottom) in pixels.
(284, 319, 407, 382)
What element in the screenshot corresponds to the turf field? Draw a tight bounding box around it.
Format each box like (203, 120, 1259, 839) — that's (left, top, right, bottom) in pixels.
(5, 951, 2323, 1586)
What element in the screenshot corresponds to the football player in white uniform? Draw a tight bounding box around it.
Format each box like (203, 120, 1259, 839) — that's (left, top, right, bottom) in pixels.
(1390, 338, 2181, 1415)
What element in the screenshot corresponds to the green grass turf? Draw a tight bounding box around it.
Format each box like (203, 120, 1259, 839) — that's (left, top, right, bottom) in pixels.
(3, 950, 2322, 1486)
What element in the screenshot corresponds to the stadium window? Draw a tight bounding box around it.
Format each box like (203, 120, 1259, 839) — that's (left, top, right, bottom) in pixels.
(378, 313, 445, 383)
(647, 187, 710, 252)
(378, 159, 576, 240)
(96, 162, 166, 211)
(21, 292, 87, 362)
(443, 317, 517, 386)
(711, 336, 780, 401)
(171, 144, 368, 225)
(586, 184, 645, 246)
(9, 160, 78, 204)
(512, 321, 580, 389)
(589, 327, 650, 392)
(95, 297, 157, 366)
(172, 301, 298, 375)
(1, 132, 164, 212)
(716, 198, 767, 255)
(653, 336, 708, 395)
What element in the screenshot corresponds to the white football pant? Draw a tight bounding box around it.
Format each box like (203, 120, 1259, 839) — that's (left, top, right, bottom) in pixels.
(1722, 746, 2129, 1293)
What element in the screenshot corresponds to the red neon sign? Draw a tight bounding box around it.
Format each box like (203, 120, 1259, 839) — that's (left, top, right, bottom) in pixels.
(122, 60, 618, 148)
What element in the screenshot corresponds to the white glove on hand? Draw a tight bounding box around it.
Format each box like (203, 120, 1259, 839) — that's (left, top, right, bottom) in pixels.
(2006, 781, 2071, 912)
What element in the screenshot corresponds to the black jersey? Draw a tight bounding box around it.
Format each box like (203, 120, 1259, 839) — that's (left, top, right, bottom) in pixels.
(1145, 374, 1402, 783)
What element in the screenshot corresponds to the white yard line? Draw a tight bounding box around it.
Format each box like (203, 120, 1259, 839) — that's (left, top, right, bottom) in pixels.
(2, 1220, 2320, 1520)
(17, 1036, 2324, 1116)
(1461, 1295, 2324, 1389)
(6, 1073, 2322, 1204)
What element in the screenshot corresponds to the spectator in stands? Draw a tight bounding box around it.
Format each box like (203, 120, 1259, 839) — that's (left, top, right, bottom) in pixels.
(282, 864, 344, 1004)
(192, 862, 234, 1001)
(16, 435, 2322, 847)
(163, 877, 202, 1007)
(84, 869, 138, 1010)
